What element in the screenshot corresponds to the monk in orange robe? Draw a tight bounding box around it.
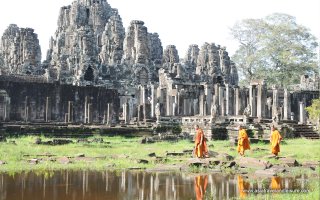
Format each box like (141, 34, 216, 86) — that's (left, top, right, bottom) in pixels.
(194, 175, 208, 200)
(270, 176, 282, 190)
(237, 175, 250, 199)
(270, 126, 282, 156)
(237, 125, 250, 156)
(194, 125, 209, 158)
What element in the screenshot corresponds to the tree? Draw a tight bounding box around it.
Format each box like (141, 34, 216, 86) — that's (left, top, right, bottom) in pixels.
(305, 98, 320, 132)
(230, 13, 319, 87)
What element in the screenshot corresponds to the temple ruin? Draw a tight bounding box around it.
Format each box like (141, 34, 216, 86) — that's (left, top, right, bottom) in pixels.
(0, 0, 319, 139)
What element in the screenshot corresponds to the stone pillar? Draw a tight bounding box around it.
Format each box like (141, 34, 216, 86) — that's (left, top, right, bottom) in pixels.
(150, 85, 156, 118)
(214, 84, 219, 109)
(123, 102, 129, 124)
(106, 103, 112, 125)
(88, 103, 92, 123)
(283, 89, 291, 120)
(68, 101, 73, 123)
(219, 86, 225, 116)
(24, 96, 29, 122)
(205, 84, 212, 115)
(84, 96, 88, 123)
(225, 84, 230, 115)
(272, 88, 279, 118)
(45, 97, 51, 122)
(166, 92, 172, 116)
(199, 90, 205, 116)
(249, 85, 257, 117)
(234, 87, 240, 115)
(299, 102, 306, 124)
(193, 98, 198, 115)
(183, 98, 189, 115)
(257, 83, 266, 119)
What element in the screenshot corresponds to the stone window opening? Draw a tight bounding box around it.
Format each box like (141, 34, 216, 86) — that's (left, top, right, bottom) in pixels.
(84, 66, 94, 82)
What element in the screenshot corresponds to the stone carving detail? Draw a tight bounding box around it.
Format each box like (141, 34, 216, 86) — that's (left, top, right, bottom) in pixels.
(0, 24, 41, 75)
(44, 0, 114, 84)
(243, 104, 251, 117)
(163, 45, 179, 72)
(123, 20, 150, 65)
(99, 9, 125, 66)
(184, 44, 199, 71)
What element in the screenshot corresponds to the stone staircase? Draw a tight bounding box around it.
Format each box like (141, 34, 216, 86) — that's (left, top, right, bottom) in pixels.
(292, 124, 320, 139)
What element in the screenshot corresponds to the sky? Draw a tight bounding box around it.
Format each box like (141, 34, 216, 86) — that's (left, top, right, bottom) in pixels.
(0, 0, 319, 61)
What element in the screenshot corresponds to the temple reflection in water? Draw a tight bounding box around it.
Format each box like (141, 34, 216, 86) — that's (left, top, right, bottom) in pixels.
(0, 171, 308, 200)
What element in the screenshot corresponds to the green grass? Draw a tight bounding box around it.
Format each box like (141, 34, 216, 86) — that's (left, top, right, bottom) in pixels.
(0, 136, 319, 173)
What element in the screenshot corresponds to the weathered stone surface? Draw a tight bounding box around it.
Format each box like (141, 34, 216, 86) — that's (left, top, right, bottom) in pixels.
(166, 152, 184, 156)
(184, 44, 199, 71)
(236, 157, 272, 170)
(255, 168, 277, 176)
(163, 45, 179, 71)
(0, 24, 41, 75)
(28, 158, 40, 165)
(57, 157, 71, 164)
(301, 161, 319, 168)
(217, 153, 234, 161)
(187, 158, 210, 167)
(75, 153, 85, 157)
(0, 160, 7, 165)
(137, 159, 149, 164)
(278, 158, 299, 167)
(148, 152, 156, 157)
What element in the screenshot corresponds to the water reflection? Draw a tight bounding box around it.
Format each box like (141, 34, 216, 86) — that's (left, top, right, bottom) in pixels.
(194, 175, 208, 200)
(0, 171, 307, 200)
(237, 175, 250, 199)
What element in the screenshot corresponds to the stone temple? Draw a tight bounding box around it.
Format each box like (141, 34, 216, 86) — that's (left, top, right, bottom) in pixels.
(0, 0, 319, 139)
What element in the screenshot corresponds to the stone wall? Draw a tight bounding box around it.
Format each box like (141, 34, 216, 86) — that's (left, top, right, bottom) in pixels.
(0, 76, 119, 123)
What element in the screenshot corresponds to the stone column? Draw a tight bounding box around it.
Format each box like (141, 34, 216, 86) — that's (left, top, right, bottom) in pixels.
(193, 98, 198, 115)
(68, 101, 73, 123)
(283, 89, 291, 120)
(214, 84, 219, 109)
(249, 85, 257, 117)
(219, 86, 225, 116)
(205, 84, 212, 115)
(106, 103, 112, 125)
(272, 88, 279, 118)
(225, 84, 230, 115)
(299, 102, 306, 124)
(166, 92, 172, 116)
(234, 87, 240, 115)
(183, 98, 189, 115)
(88, 103, 92, 123)
(45, 97, 51, 122)
(84, 96, 88, 123)
(199, 90, 205, 116)
(24, 96, 29, 122)
(123, 103, 129, 124)
(257, 83, 266, 119)
(150, 85, 156, 118)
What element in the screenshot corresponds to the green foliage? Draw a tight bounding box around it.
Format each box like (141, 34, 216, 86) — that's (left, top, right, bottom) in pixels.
(305, 99, 320, 122)
(230, 13, 318, 87)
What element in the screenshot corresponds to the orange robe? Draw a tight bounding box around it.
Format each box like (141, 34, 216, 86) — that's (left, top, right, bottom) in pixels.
(237, 175, 250, 199)
(270, 130, 282, 155)
(194, 128, 208, 158)
(194, 175, 208, 200)
(270, 176, 282, 190)
(237, 129, 250, 155)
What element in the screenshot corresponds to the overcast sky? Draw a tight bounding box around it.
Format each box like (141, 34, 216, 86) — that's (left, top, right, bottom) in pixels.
(0, 0, 319, 60)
